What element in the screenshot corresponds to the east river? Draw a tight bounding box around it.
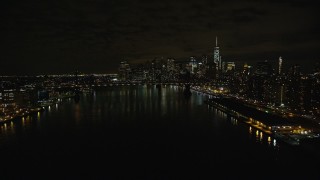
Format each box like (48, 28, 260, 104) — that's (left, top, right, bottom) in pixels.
(1, 86, 320, 179)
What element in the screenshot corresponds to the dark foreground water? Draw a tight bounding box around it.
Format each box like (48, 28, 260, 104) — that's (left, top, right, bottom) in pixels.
(1, 86, 320, 179)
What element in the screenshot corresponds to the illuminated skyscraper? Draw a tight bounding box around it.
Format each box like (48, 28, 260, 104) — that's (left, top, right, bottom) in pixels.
(278, 56, 283, 74)
(213, 36, 221, 71)
(243, 63, 248, 75)
(166, 58, 175, 72)
(226, 62, 235, 72)
(189, 56, 197, 74)
(119, 61, 131, 81)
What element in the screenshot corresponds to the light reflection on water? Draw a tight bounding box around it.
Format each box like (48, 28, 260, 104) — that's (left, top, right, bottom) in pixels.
(268, 136, 272, 146)
(0, 120, 15, 135)
(0, 85, 316, 176)
(210, 105, 279, 148)
(0, 85, 281, 151)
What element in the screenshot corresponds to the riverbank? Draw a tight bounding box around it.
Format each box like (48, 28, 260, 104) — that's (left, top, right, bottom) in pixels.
(0, 94, 77, 124)
(0, 107, 44, 124)
(190, 87, 320, 146)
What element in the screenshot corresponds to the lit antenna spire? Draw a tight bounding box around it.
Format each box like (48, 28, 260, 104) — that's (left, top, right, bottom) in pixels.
(279, 56, 283, 74)
(216, 36, 218, 47)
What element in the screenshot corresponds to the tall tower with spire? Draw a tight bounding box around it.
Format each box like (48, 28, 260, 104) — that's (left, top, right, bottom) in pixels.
(278, 56, 283, 75)
(213, 36, 222, 77)
(214, 36, 220, 70)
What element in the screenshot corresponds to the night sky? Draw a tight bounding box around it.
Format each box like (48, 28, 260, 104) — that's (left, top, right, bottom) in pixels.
(1, 0, 320, 75)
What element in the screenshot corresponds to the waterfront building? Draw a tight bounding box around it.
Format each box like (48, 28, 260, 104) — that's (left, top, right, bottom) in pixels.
(119, 61, 131, 81)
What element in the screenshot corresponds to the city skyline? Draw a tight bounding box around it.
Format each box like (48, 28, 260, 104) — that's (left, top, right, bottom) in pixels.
(2, 1, 320, 177)
(1, 0, 319, 75)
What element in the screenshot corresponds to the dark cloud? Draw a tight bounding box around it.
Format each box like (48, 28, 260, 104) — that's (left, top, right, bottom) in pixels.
(1, 0, 319, 75)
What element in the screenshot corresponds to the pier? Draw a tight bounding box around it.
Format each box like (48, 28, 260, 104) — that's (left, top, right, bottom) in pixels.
(204, 96, 320, 145)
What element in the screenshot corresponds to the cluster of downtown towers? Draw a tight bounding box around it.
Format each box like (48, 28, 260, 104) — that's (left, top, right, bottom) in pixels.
(119, 37, 320, 118)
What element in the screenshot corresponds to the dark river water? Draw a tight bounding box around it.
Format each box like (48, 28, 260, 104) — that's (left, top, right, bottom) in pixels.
(1, 85, 320, 179)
